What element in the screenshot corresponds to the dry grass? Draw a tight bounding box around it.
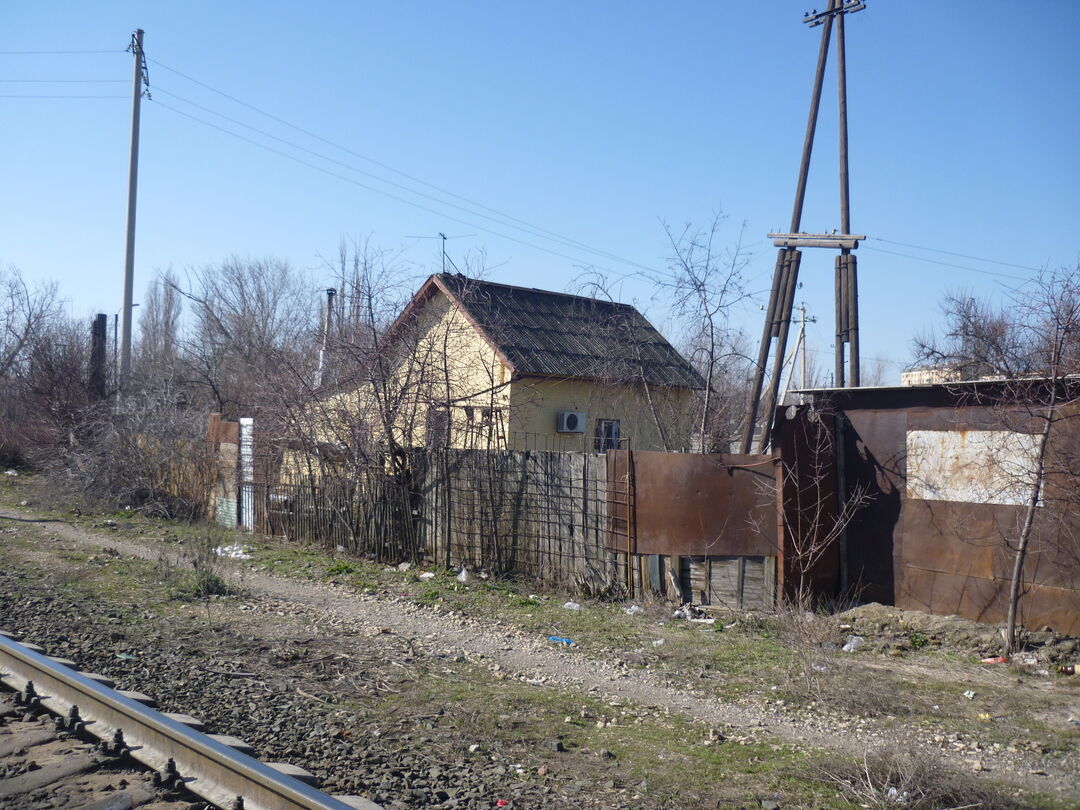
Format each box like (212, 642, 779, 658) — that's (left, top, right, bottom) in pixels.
(814, 744, 1027, 810)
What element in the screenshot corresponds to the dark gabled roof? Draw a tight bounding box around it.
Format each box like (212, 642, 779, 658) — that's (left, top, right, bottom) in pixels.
(431, 273, 704, 389)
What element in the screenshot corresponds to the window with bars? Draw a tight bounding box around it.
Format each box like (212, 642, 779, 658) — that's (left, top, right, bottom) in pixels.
(594, 418, 621, 451)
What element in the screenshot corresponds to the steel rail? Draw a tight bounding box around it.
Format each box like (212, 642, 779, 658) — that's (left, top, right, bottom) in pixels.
(0, 633, 378, 810)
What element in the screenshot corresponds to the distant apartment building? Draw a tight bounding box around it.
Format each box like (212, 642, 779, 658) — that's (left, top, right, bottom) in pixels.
(900, 365, 960, 386)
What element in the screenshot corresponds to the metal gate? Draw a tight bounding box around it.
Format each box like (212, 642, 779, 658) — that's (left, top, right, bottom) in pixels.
(606, 450, 779, 607)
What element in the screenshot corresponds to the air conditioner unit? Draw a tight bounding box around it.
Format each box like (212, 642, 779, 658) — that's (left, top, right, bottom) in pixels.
(556, 411, 587, 433)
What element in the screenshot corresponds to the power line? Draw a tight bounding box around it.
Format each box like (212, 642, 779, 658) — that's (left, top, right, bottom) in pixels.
(0, 78, 126, 83)
(862, 246, 1030, 281)
(152, 99, 642, 273)
(0, 49, 124, 55)
(804, 345, 904, 366)
(0, 94, 127, 99)
(869, 236, 1044, 273)
(148, 58, 659, 273)
(152, 85, 655, 273)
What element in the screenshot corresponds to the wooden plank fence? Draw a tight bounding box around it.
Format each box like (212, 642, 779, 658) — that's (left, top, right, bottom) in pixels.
(241, 444, 778, 605)
(249, 447, 619, 594)
(418, 450, 614, 592)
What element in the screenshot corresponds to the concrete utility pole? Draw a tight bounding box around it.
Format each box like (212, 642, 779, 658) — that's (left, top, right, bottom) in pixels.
(118, 28, 148, 399)
(795, 303, 818, 392)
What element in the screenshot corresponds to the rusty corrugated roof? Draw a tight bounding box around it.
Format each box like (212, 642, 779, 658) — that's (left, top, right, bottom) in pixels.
(434, 273, 704, 389)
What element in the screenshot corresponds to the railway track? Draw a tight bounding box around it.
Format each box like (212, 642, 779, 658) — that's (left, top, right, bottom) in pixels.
(0, 630, 381, 810)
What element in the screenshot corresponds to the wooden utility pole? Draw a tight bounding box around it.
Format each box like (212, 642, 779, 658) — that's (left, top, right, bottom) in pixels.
(834, 2, 860, 388)
(740, 0, 866, 453)
(118, 28, 148, 398)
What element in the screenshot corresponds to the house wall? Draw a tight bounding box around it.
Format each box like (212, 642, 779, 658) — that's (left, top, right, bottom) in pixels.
(508, 376, 694, 452)
(312, 288, 695, 455)
(315, 290, 511, 451)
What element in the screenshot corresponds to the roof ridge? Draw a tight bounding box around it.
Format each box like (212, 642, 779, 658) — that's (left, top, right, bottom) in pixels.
(436, 272, 636, 309)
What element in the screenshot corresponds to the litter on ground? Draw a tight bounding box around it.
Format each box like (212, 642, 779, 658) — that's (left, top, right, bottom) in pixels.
(841, 635, 865, 653)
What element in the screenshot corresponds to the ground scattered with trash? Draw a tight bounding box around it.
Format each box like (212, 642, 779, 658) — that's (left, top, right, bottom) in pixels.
(0, 478, 1077, 808)
(836, 603, 1080, 666)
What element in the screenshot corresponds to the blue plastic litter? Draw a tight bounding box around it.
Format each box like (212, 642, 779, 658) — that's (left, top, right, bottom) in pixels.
(547, 636, 574, 645)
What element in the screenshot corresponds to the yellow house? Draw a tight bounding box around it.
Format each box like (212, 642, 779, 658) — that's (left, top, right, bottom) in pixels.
(316, 273, 704, 453)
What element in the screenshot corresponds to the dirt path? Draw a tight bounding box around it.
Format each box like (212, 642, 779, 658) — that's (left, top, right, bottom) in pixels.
(2, 506, 1077, 802)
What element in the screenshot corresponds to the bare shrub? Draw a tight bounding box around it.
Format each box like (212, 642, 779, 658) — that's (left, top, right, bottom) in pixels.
(814, 744, 1024, 809)
(155, 529, 232, 599)
(772, 603, 837, 702)
(55, 393, 215, 519)
(182, 530, 232, 598)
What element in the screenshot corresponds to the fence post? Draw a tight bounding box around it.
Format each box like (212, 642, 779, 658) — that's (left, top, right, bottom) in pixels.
(239, 417, 255, 532)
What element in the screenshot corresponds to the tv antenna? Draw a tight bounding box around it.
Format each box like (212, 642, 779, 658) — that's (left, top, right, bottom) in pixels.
(405, 232, 476, 273)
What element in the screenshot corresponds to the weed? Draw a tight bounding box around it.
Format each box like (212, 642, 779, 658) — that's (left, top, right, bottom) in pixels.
(413, 586, 442, 606)
(326, 561, 357, 576)
(908, 631, 929, 650)
(151, 528, 233, 600)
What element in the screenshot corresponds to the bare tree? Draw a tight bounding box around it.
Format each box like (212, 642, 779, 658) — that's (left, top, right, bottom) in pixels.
(658, 215, 753, 450)
(169, 257, 318, 420)
(914, 267, 1080, 653)
(0, 266, 61, 464)
(137, 269, 183, 379)
(913, 288, 1030, 380)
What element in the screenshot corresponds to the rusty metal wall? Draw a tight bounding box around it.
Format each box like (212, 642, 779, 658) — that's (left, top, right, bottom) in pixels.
(804, 385, 1080, 635)
(773, 406, 841, 603)
(606, 450, 777, 557)
(841, 408, 905, 604)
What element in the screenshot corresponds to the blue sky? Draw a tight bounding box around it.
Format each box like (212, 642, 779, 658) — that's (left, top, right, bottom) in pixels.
(2, 2, 1077, 383)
